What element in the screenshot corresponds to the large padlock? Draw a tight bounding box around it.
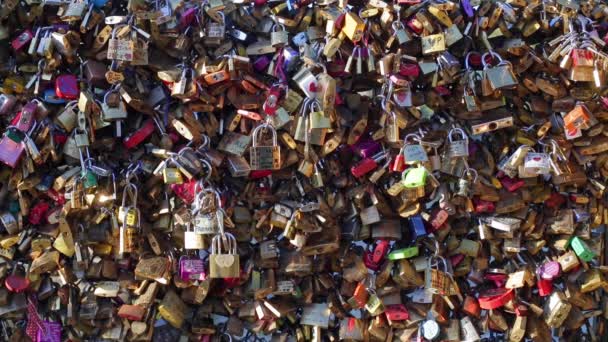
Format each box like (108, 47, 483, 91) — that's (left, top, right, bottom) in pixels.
(209, 233, 240, 279)
(482, 51, 518, 90)
(250, 123, 281, 171)
(107, 24, 134, 61)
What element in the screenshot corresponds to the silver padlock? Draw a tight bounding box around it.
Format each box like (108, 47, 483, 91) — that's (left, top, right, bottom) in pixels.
(402, 133, 428, 164)
(271, 24, 289, 47)
(447, 127, 469, 158)
(523, 152, 551, 175)
(392, 20, 411, 45)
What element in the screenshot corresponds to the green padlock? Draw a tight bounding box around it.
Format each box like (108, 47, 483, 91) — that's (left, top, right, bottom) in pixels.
(388, 246, 419, 260)
(83, 170, 98, 189)
(402, 166, 428, 188)
(569, 236, 595, 262)
(6, 128, 22, 143)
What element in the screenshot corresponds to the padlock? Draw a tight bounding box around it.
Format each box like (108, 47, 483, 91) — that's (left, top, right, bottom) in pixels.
(184, 224, 204, 249)
(250, 123, 281, 170)
(179, 256, 206, 280)
(447, 128, 469, 158)
(482, 51, 518, 90)
(5, 263, 30, 292)
(107, 25, 134, 61)
(101, 89, 128, 121)
(401, 166, 428, 188)
(271, 24, 289, 47)
(209, 233, 240, 278)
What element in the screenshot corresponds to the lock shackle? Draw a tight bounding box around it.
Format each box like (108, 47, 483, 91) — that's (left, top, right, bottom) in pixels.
(447, 127, 468, 143)
(309, 99, 322, 113)
(271, 23, 286, 32)
(216, 208, 225, 235)
(212, 232, 236, 255)
(481, 51, 504, 69)
(121, 182, 138, 207)
(299, 97, 313, 116)
(391, 20, 405, 31)
(102, 89, 121, 105)
(403, 133, 421, 145)
(463, 168, 478, 182)
(464, 51, 479, 70)
(252, 123, 278, 147)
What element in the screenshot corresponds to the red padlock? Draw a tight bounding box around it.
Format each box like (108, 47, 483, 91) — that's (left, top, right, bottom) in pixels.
(429, 208, 449, 230)
(5, 263, 30, 293)
(12, 101, 37, 132)
(123, 120, 155, 149)
(391, 151, 407, 173)
(478, 288, 514, 310)
(473, 198, 495, 213)
(500, 176, 525, 192)
(399, 63, 420, 78)
(55, 74, 80, 100)
(262, 86, 282, 116)
(462, 295, 481, 318)
(372, 240, 390, 264)
(29, 201, 50, 225)
(537, 278, 552, 297)
(11, 30, 34, 51)
(384, 304, 409, 321)
(351, 152, 387, 178)
(363, 250, 381, 271)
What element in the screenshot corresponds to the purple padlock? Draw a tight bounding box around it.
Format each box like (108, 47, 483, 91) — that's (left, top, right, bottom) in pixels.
(352, 139, 381, 159)
(179, 256, 206, 281)
(461, 0, 474, 18)
(253, 56, 271, 72)
(539, 261, 561, 280)
(37, 320, 62, 342)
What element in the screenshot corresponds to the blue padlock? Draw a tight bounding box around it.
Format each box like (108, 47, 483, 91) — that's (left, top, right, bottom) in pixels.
(92, 0, 109, 9)
(43, 88, 67, 104)
(409, 214, 427, 240)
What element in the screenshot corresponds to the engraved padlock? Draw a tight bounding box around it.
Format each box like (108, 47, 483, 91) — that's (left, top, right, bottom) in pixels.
(402, 134, 428, 164)
(107, 24, 134, 61)
(250, 123, 281, 171)
(447, 128, 469, 158)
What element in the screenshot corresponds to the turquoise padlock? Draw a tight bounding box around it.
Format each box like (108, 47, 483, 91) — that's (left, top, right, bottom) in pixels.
(402, 166, 428, 188)
(83, 170, 98, 189)
(92, 0, 109, 8)
(569, 236, 595, 262)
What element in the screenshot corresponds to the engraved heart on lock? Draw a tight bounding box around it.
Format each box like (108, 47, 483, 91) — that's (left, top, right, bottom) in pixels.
(214, 254, 235, 267)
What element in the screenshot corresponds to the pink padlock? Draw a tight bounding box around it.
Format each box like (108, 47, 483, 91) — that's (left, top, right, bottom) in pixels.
(179, 256, 206, 281)
(37, 320, 62, 342)
(539, 261, 561, 280)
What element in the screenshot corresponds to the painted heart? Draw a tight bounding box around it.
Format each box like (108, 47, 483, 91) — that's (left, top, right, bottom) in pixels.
(214, 254, 235, 267)
(308, 82, 318, 93)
